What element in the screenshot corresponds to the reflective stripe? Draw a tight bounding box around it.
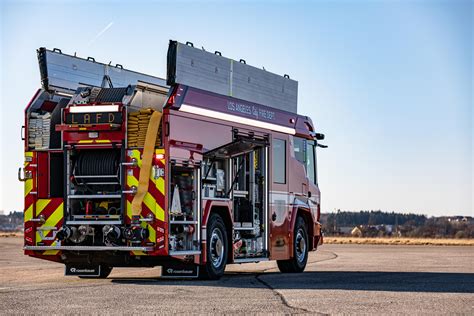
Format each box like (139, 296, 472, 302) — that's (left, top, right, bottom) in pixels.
(36, 199, 51, 215)
(36, 203, 63, 244)
(24, 204, 33, 222)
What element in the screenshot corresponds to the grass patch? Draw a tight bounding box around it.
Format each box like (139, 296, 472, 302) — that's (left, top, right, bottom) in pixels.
(324, 237, 474, 246)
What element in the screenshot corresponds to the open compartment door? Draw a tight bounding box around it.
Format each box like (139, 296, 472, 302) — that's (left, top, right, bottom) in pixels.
(37, 48, 167, 94)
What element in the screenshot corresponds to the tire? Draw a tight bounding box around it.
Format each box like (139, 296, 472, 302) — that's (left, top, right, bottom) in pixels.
(200, 213, 228, 280)
(277, 216, 308, 273)
(78, 266, 113, 279)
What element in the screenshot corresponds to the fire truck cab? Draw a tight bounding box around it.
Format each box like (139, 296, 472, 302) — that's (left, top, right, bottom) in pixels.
(20, 41, 325, 279)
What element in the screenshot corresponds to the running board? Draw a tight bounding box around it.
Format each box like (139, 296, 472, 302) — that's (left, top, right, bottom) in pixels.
(24, 245, 153, 251)
(234, 257, 269, 263)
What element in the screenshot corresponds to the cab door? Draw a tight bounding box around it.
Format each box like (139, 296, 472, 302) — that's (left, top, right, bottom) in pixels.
(305, 140, 322, 246)
(269, 135, 291, 260)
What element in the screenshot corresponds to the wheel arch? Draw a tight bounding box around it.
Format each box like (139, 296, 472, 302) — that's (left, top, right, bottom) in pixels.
(290, 206, 315, 253)
(202, 201, 233, 264)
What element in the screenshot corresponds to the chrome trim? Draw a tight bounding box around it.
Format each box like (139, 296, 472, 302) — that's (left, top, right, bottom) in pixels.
(65, 220, 122, 225)
(169, 250, 201, 256)
(24, 245, 153, 251)
(68, 194, 121, 199)
(234, 258, 269, 263)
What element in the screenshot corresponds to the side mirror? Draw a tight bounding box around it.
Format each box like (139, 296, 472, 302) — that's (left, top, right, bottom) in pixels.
(315, 133, 325, 140)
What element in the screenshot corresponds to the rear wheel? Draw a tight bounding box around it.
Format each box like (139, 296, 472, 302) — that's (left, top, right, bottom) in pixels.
(200, 213, 228, 280)
(277, 216, 308, 273)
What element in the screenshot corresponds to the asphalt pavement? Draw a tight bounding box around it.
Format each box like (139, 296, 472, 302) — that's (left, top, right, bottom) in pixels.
(0, 237, 472, 314)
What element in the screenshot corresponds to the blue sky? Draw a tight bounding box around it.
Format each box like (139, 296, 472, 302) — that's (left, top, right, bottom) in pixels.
(1, 0, 472, 216)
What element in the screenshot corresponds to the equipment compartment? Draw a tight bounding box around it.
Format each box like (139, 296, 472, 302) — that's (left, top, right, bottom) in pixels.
(169, 164, 201, 254)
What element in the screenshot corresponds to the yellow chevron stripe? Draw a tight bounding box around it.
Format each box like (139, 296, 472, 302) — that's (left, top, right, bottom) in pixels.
(143, 192, 156, 217)
(127, 174, 139, 187)
(36, 199, 51, 215)
(24, 204, 33, 222)
(36, 203, 63, 245)
(132, 251, 147, 256)
(156, 177, 165, 195)
(156, 203, 165, 221)
(126, 199, 132, 220)
(24, 179, 33, 197)
(129, 150, 142, 167)
(148, 225, 156, 244)
(43, 240, 60, 256)
(127, 148, 164, 255)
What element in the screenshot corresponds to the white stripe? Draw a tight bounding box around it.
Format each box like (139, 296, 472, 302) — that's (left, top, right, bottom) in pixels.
(69, 105, 119, 113)
(180, 104, 296, 135)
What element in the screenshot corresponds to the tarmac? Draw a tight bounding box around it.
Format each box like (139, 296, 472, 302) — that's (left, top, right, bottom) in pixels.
(0, 236, 472, 314)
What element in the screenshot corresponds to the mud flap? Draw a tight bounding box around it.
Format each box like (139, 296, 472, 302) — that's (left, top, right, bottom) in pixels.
(65, 264, 101, 277)
(161, 262, 199, 278)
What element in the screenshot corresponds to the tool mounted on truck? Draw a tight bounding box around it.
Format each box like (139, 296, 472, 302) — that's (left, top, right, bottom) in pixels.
(20, 41, 325, 279)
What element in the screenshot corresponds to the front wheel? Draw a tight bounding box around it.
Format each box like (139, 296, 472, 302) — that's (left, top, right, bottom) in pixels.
(200, 213, 228, 280)
(277, 216, 308, 273)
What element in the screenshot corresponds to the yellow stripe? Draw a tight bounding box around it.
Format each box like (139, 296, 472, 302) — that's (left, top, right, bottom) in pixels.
(36, 199, 51, 215)
(155, 203, 165, 221)
(126, 199, 132, 220)
(36, 203, 63, 245)
(127, 175, 139, 187)
(156, 177, 165, 195)
(148, 225, 156, 244)
(132, 251, 147, 256)
(24, 179, 33, 197)
(24, 204, 33, 222)
(95, 140, 111, 143)
(43, 240, 60, 256)
(25, 152, 33, 157)
(78, 140, 94, 144)
(143, 192, 156, 217)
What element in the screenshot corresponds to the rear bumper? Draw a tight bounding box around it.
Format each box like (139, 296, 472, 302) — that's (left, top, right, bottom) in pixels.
(24, 245, 153, 252)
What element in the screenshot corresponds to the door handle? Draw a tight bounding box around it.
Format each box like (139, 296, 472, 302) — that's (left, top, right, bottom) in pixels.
(18, 168, 26, 182)
(18, 168, 32, 182)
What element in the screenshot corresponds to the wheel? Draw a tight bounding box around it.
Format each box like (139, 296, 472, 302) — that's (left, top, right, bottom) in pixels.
(277, 216, 308, 273)
(200, 213, 228, 280)
(78, 266, 113, 279)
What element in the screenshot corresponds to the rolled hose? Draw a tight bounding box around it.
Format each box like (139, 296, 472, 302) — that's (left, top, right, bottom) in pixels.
(75, 150, 120, 177)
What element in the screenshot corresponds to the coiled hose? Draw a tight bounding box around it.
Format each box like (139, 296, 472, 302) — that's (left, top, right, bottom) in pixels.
(74, 150, 120, 184)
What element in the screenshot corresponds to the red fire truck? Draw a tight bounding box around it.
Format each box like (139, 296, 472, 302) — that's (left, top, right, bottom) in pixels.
(19, 41, 325, 279)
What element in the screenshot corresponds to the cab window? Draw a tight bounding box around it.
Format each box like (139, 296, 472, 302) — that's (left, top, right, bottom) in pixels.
(272, 138, 286, 184)
(306, 141, 317, 185)
(293, 137, 306, 164)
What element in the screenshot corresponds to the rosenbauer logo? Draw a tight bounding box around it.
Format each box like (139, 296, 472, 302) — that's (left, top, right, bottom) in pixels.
(166, 268, 194, 275)
(70, 267, 97, 273)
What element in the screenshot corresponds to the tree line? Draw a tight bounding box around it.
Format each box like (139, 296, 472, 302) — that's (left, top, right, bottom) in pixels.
(321, 210, 473, 238)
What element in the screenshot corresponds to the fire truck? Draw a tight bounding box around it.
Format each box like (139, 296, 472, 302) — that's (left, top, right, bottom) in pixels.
(19, 41, 325, 279)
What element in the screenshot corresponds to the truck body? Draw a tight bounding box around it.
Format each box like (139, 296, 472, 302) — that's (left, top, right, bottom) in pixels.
(20, 41, 324, 279)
